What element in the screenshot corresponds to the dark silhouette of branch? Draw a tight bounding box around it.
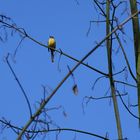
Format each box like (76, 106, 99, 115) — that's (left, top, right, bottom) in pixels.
(84, 88, 140, 121)
(82, 93, 127, 110)
(13, 35, 26, 60)
(84, 93, 127, 102)
(114, 80, 137, 88)
(87, 20, 109, 36)
(5, 54, 32, 118)
(116, 90, 139, 120)
(92, 67, 127, 90)
(92, 75, 106, 90)
(113, 67, 127, 76)
(130, 104, 138, 107)
(92, 0, 137, 83)
(0, 118, 21, 134)
(32, 128, 109, 140)
(105, 1, 126, 138)
(16, 11, 140, 139)
(0, 118, 110, 140)
(0, 17, 108, 77)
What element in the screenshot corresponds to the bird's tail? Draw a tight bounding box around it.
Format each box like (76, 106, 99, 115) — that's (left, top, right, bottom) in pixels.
(51, 50, 54, 63)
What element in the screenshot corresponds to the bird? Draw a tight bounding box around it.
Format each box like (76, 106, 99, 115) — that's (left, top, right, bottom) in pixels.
(48, 36, 56, 63)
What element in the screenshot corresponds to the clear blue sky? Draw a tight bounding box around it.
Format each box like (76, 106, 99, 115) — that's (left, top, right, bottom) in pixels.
(0, 0, 139, 139)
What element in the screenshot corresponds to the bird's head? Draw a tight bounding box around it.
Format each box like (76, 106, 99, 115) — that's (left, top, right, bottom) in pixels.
(50, 36, 54, 38)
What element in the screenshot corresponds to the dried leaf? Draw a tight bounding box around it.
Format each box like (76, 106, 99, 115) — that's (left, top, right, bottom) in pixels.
(72, 84, 78, 95)
(63, 111, 67, 118)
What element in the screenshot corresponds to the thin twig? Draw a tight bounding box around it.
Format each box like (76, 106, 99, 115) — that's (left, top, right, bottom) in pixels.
(13, 35, 26, 59)
(33, 128, 109, 140)
(116, 90, 139, 120)
(92, 67, 126, 90)
(5, 53, 32, 118)
(85, 93, 127, 101)
(114, 80, 137, 88)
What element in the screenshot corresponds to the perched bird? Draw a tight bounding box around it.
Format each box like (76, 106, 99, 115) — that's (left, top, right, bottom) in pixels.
(48, 36, 56, 63)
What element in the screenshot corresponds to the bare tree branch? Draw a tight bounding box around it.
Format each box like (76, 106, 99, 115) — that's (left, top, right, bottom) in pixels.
(5, 53, 32, 118)
(16, 11, 140, 139)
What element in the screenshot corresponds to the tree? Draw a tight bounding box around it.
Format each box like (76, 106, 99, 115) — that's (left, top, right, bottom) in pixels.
(0, 0, 140, 140)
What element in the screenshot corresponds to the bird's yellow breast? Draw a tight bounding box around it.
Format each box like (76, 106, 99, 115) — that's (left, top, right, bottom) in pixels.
(48, 38, 56, 48)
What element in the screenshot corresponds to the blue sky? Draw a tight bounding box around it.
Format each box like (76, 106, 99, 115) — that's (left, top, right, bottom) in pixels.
(0, 0, 140, 139)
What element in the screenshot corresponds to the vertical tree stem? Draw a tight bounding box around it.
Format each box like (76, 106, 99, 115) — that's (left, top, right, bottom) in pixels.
(129, 0, 140, 126)
(106, 0, 123, 138)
